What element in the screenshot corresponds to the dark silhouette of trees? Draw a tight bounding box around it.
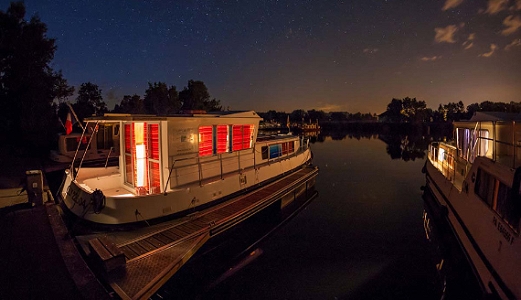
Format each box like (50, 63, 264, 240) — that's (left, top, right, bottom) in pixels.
(143, 82, 180, 115)
(384, 97, 427, 123)
(72, 82, 106, 120)
(179, 80, 221, 111)
(0, 1, 72, 151)
(290, 109, 308, 122)
(436, 101, 465, 121)
(114, 94, 146, 114)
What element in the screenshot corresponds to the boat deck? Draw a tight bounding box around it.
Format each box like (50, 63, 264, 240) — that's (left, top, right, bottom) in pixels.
(76, 165, 318, 299)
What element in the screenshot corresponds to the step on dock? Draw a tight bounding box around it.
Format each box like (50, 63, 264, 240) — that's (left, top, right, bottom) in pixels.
(76, 165, 318, 299)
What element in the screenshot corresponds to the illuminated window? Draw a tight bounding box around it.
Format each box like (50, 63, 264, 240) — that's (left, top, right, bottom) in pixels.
(199, 126, 213, 156)
(232, 125, 254, 151)
(147, 124, 160, 194)
(148, 124, 160, 160)
(216, 125, 230, 154)
(124, 124, 134, 185)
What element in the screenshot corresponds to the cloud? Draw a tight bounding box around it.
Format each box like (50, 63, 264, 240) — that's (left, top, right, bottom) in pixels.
(363, 48, 379, 54)
(442, 0, 464, 11)
(479, 44, 498, 57)
(462, 33, 476, 49)
(501, 15, 521, 35)
(421, 56, 442, 61)
(434, 25, 460, 43)
(483, 0, 509, 14)
(505, 38, 521, 50)
(316, 103, 344, 112)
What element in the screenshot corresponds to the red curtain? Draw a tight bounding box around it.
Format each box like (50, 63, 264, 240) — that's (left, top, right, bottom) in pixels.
(199, 126, 213, 156)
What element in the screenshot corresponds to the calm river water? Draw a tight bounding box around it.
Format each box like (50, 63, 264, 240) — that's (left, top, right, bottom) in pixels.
(154, 133, 460, 300)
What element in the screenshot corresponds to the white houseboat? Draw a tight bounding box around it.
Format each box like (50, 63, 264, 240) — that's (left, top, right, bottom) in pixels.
(424, 112, 521, 299)
(57, 111, 313, 227)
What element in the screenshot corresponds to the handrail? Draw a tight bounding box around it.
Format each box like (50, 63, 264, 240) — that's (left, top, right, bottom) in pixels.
(75, 121, 100, 180)
(104, 147, 114, 168)
(163, 142, 306, 193)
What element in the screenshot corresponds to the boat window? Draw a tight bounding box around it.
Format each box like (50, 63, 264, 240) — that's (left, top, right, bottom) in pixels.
(261, 146, 269, 159)
(198, 126, 213, 156)
(475, 168, 497, 207)
(269, 144, 282, 158)
(216, 125, 230, 154)
(475, 168, 520, 232)
(457, 128, 489, 162)
(147, 124, 161, 194)
(232, 125, 254, 151)
(124, 123, 134, 185)
(456, 128, 470, 158)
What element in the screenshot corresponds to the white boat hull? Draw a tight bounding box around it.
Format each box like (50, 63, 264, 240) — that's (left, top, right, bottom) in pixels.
(425, 159, 521, 299)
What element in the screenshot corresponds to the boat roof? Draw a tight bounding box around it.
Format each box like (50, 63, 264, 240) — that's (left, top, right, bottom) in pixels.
(466, 111, 521, 122)
(84, 110, 261, 122)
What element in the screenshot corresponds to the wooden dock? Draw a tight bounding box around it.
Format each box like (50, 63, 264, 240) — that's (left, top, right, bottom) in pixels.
(76, 165, 318, 299)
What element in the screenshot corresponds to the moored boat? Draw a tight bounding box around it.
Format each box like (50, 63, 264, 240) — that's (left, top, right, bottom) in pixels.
(57, 111, 313, 228)
(424, 112, 521, 299)
(49, 123, 120, 164)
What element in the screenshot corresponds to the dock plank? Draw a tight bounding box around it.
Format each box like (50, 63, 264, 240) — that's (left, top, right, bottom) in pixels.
(108, 233, 210, 300)
(119, 245, 139, 260)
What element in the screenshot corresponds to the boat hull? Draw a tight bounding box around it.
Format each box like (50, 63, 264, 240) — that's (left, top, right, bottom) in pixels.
(58, 148, 313, 227)
(424, 159, 520, 299)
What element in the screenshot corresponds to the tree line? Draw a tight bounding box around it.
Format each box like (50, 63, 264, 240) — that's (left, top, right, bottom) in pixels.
(259, 98, 521, 126)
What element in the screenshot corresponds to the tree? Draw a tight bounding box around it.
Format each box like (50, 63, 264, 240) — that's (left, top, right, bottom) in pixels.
(179, 80, 221, 111)
(73, 82, 106, 120)
(114, 94, 146, 114)
(143, 82, 180, 115)
(438, 101, 465, 122)
(290, 109, 308, 123)
(0, 1, 71, 151)
(385, 98, 404, 123)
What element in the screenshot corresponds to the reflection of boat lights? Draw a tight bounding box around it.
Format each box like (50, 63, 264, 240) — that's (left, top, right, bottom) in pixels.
(438, 148, 445, 162)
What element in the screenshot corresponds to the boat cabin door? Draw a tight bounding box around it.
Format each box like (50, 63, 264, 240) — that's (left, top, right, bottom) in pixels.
(123, 122, 162, 195)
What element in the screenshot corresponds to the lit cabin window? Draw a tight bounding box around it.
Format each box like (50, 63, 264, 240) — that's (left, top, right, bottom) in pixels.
(457, 128, 489, 161)
(232, 125, 254, 151)
(216, 125, 230, 154)
(124, 124, 134, 185)
(199, 126, 213, 156)
(147, 124, 160, 194)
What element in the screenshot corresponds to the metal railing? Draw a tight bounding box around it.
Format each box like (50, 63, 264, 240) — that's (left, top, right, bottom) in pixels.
(164, 142, 309, 192)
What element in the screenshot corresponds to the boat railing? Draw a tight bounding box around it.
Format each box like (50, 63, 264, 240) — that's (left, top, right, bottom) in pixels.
(165, 141, 309, 191)
(104, 147, 114, 168)
(428, 142, 468, 191)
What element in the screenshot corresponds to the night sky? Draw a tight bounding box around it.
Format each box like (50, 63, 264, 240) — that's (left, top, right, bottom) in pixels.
(19, 0, 521, 113)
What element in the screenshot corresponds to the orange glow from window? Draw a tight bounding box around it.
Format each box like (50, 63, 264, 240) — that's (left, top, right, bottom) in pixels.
(134, 122, 146, 188)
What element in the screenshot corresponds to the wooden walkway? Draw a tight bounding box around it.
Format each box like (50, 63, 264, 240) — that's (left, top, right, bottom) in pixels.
(76, 165, 318, 300)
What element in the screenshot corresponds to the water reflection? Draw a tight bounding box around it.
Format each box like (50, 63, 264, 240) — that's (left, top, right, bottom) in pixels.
(310, 124, 452, 162)
(153, 187, 319, 299)
(422, 188, 483, 299)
